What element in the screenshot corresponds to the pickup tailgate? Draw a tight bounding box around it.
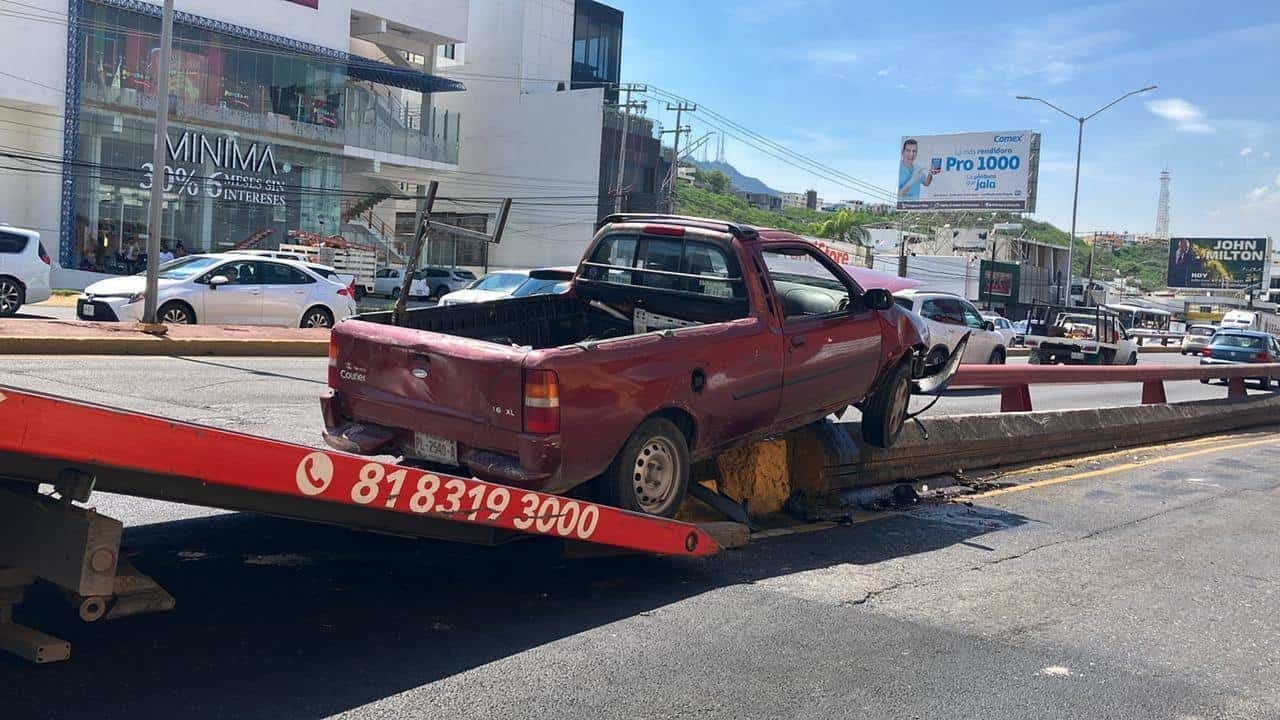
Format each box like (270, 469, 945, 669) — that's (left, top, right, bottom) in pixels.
(331, 319, 527, 435)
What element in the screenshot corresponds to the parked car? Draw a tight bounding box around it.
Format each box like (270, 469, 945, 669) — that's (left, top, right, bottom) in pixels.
(417, 267, 478, 299)
(372, 267, 428, 299)
(1199, 329, 1280, 389)
(324, 215, 950, 518)
(1011, 319, 1029, 347)
(983, 313, 1019, 347)
(1180, 323, 1218, 355)
(894, 290, 1007, 367)
(438, 267, 574, 307)
(0, 225, 52, 317)
(1023, 305, 1139, 365)
(77, 254, 357, 327)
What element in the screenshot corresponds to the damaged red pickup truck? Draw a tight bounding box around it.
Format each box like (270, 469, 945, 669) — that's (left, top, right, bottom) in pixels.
(323, 215, 947, 517)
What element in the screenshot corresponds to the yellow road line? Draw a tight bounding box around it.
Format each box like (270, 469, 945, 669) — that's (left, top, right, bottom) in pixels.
(968, 435, 1280, 499)
(972, 431, 1275, 483)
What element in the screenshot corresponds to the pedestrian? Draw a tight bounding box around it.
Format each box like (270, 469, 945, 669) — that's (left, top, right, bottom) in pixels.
(159, 242, 175, 264)
(123, 238, 139, 272)
(174, 241, 187, 258)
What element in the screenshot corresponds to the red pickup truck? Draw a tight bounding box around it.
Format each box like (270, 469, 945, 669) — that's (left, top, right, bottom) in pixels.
(323, 215, 940, 518)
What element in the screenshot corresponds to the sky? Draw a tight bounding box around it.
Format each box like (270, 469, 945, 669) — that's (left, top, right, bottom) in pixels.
(610, 0, 1280, 239)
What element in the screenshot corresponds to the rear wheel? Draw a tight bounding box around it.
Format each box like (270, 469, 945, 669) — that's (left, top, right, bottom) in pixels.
(390, 287, 401, 299)
(0, 277, 24, 317)
(600, 418, 690, 518)
(988, 347, 1006, 365)
(1127, 352, 1138, 365)
(861, 361, 911, 449)
(157, 301, 195, 324)
(301, 306, 334, 329)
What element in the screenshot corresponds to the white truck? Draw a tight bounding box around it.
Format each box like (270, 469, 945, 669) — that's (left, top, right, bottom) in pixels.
(1024, 305, 1140, 365)
(1220, 309, 1280, 336)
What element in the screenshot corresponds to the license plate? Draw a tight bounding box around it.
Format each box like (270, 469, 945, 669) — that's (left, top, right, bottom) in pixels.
(413, 432, 457, 465)
(1071, 351, 1084, 359)
(81, 303, 95, 317)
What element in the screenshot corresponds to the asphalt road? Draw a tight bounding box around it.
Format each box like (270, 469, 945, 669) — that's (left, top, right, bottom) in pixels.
(2, 356, 1278, 718)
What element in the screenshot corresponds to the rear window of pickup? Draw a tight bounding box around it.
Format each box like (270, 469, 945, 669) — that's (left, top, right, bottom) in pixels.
(581, 233, 745, 300)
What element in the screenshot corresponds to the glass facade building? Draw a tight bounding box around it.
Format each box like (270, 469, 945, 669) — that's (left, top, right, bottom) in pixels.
(571, 0, 622, 94)
(65, 0, 461, 273)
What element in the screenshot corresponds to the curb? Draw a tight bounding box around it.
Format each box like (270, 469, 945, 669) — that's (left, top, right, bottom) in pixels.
(0, 336, 329, 357)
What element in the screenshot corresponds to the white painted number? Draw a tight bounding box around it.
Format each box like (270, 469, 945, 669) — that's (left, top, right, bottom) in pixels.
(351, 463, 384, 504)
(409, 474, 441, 513)
(438, 479, 466, 513)
(513, 493, 540, 530)
(383, 469, 408, 508)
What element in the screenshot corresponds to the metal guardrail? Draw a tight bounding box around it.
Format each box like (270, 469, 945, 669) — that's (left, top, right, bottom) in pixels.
(952, 363, 1280, 412)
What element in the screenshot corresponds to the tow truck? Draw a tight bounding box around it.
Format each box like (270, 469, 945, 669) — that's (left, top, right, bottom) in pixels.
(1024, 304, 1140, 365)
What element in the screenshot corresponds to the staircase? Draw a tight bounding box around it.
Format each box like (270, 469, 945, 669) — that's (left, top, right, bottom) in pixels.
(233, 227, 276, 250)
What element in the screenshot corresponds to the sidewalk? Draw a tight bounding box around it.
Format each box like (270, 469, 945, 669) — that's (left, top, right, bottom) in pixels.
(0, 319, 329, 356)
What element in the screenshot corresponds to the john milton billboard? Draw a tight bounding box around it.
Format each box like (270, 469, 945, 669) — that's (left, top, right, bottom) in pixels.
(897, 131, 1040, 212)
(1165, 237, 1269, 290)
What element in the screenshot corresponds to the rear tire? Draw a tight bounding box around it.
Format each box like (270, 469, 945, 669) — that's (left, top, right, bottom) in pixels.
(988, 347, 1006, 365)
(301, 306, 334, 329)
(391, 287, 401, 299)
(157, 301, 195, 324)
(0, 276, 24, 317)
(1127, 352, 1138, 365)
(600, 418, 691, 518)
(861, 361, 911, 449)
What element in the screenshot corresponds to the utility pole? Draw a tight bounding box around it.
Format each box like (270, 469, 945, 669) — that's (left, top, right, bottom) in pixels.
(141, 0, 174, 326)
(394, 181, 438, 326)
(665, 102, 696, 213)
(612, 84, 647, 213)
(897, 220, 908, 278)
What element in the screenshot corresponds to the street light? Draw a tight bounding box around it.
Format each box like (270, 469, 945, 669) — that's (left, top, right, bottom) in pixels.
(1017, 85, 1157, 305)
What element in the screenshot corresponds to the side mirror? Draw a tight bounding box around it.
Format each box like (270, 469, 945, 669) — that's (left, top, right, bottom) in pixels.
(209, 275, 230, 288)
(863, 288, 893, 311)
(983, 320, 996, 331)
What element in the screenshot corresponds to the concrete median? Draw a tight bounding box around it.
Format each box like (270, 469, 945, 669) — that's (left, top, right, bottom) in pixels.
(0, 320, 329, 356)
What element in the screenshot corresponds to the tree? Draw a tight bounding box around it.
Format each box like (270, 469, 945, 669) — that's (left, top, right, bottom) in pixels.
(812, 209, 870, 246)
(703, 170, 731, 195)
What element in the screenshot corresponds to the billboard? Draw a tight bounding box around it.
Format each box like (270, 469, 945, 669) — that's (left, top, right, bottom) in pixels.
(1165, 237, 1269, 290)
(979, 260, 1021, 304)
(897, 131, 1039, 211)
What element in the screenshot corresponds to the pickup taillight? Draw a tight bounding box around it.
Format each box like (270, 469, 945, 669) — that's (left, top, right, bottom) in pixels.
(523, 369, 560, 434)
(1258, 352, 1273, 363)
(1025, 339, 1038, 347)
(328, 335, 339, 387)
(1201, 347, 1212, 357)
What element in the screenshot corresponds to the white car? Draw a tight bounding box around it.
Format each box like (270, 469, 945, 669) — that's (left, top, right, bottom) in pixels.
(77, 254, 357, 327)
(438, 268, 574, 307)
(893, 289, 1007, 367)
(982, 313, 1019, 346)
(417, 267, 478, 299)
(372, 267, 428, 299)
(0, 225, 53, 317)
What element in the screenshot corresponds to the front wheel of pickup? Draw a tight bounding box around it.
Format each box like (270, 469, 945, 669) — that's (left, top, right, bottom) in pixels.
(861, 361, 911, 449)
(601, 418, 690, 518)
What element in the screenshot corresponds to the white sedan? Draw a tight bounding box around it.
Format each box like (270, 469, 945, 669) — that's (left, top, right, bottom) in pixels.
(893, 289, 1008, 367)
(77, 254, 357, 327)
(439, 268, 574, 306)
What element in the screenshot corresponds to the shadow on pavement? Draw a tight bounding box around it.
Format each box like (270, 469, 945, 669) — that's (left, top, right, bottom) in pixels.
(2, 504, 1029, 719)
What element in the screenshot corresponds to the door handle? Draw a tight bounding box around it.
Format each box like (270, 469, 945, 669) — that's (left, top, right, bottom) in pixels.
(250, 289, 261, 295)
(790, 335, 806, 348)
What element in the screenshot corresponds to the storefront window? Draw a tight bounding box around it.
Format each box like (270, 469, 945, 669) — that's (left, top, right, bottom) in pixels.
(72, 1, 345, 274)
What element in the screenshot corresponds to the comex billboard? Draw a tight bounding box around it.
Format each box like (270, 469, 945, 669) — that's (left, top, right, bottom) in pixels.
(1166, 237, 1270, 290)
(897, 131, 1040, 212)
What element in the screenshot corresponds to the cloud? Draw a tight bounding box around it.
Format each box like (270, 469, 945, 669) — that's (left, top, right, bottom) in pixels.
(1240, 147, 1254, 157)
(1146, 98, 1214, 133)
(877, 67, 892, 77)
(786, 129, 850, 154)
(1246, 186, 1270, 201)
(1265, 151, 1274, 159)
(1207, 209, 1223, 217)
(1243, 174, 1280, 205)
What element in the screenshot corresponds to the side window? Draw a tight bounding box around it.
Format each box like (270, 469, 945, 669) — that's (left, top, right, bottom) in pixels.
(261, 263, 314, 285)
(584, 234, 638, 285)
(894, 296, 914, 311)
(960, 302, 985, 329)
(0, 231, 28, 254)
(205, 260, 259, 285)
(920, 298, 951, 323)
(761, 248, 852, 322)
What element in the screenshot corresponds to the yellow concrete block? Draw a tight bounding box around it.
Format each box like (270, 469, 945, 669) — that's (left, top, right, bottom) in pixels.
(714, 439, 790, 516)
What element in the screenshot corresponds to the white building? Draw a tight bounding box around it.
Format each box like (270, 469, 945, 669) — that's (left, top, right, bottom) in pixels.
(779, 192, 806, 209)
(0, 0, 615, 287)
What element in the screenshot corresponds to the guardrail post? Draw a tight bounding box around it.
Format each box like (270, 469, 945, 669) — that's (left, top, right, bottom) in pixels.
(1141, 380, 1167, 405)
(1227, 377, 1248, 399)
(1000, 384, 1033, 412)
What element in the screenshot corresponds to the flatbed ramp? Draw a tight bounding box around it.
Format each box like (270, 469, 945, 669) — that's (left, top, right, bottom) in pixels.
(0, 385, 730, 663)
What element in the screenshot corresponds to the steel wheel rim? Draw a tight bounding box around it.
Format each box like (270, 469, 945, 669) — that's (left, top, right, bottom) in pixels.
(0, 281, 18, 313)
(304, 311, 331, 328)
(634, 436, 680, 513)
(161, 306, 189, 323)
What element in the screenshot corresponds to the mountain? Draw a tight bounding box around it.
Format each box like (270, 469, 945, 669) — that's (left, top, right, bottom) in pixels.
(689, 159, 781, 196)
